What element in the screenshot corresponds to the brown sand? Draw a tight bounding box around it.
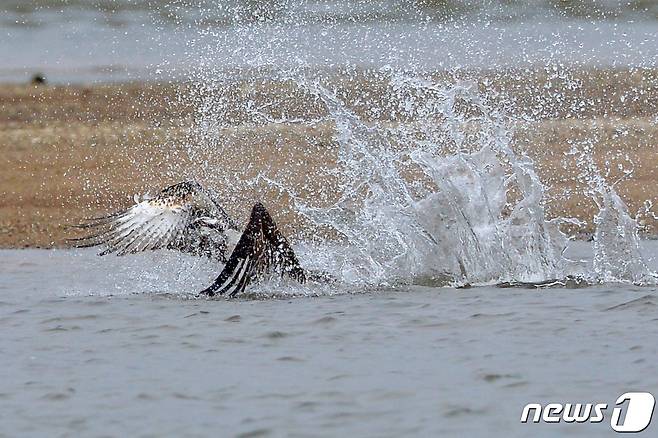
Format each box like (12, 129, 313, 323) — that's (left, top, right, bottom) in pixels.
(1, 68, 656, 248)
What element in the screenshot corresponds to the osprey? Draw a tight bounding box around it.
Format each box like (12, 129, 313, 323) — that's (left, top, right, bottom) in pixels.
(69, 181, 306, 297)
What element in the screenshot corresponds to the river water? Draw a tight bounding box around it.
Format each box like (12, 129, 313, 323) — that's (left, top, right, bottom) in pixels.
(0, 242, 657, 437)
(1, 0, 657, 83)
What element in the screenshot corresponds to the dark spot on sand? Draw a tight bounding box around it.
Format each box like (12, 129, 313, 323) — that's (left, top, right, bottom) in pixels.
(31, 73, 46, 85)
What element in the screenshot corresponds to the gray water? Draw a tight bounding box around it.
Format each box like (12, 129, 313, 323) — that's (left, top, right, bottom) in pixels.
(1, 0, 657, 83)
(1, 242, 657, 437)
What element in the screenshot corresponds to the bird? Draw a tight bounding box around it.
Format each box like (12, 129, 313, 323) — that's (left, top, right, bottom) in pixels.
(68, 180, 307, 297)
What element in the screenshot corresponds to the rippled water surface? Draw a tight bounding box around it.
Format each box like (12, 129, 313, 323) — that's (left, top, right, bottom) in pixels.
(1, 243, 657, 437)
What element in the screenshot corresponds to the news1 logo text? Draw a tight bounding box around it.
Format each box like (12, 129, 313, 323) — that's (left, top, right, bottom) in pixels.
(521, 392, 655, 433)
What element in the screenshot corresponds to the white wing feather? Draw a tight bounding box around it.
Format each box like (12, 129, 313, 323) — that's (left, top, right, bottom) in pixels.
(95, 201, 192, 255)
(69, 181, 234, 259)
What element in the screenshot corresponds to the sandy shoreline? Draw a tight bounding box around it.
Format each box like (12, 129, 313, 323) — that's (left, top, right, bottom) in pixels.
(1, 68, 656, 248)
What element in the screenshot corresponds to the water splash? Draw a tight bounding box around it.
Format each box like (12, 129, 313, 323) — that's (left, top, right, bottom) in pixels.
(286, 71, 569, 286)
(165, 0, 658, 291)
(186, 58, 656, 289)
(566, 137, 656, 284)
(183, 65, 656, 289)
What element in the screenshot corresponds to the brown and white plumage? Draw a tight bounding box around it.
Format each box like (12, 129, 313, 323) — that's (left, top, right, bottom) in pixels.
(199, 202, 306, 297)
(70, 180, 307, 296)
(70, 181, 239, 261)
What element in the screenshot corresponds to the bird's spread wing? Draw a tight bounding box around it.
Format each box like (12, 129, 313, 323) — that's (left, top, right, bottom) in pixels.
(69, 181, 235, 260)
(200, 202, 306, 297)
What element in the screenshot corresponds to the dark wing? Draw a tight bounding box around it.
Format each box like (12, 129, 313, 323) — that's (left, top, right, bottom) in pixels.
(200, 202, 306, 297)
(68, 181, 236, 260)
